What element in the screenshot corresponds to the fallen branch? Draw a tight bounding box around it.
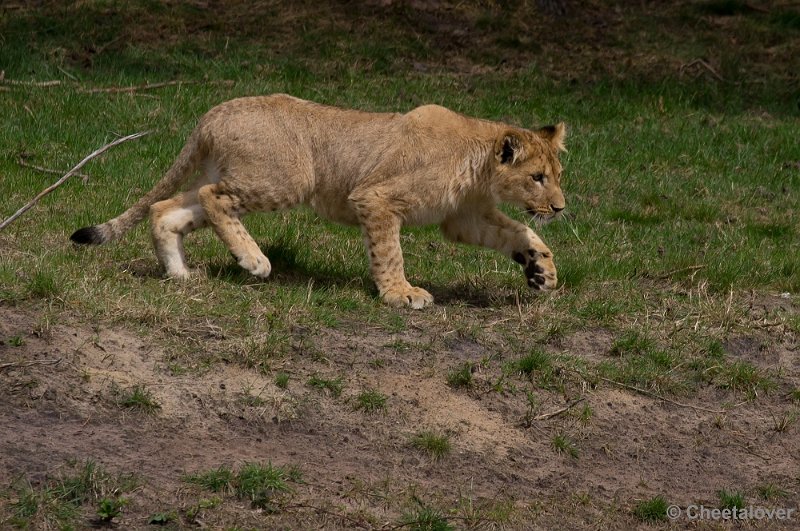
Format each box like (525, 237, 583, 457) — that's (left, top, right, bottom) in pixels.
(18, 158, 91, 182)
(0, 358, 62, 371)
(0, 131, 150, 231)
(282, 504, 371, 529)
(600, 377, 725, 414)
(0, 77, 62, 87)
(534, 397, 586, 420)
(656, 264, 706, 279)
(81, 79, 233, 94)
(680, 58, 724, 82)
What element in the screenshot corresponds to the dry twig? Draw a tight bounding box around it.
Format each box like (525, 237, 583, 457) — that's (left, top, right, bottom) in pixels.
(680, 59, 724, 82)
(17, 158, 91, 182)
(656, 264, 706, 279)
(81, 79, 233, 94)
(0, 358, 62, 371)
(534, 397, 586, 420)
(600, 377, 725, 414)
(0, 131, 150, 231)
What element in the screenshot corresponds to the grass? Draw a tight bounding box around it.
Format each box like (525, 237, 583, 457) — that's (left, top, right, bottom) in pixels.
(399, 504, 453, 531)
(446, 362, 474, 389)
(1, 0, 799, 528)
(355, 388, 388, 413)
(8, 461, 137, 529)
(632, 495, 669, 522)
(551, 432, 579, 458)
(718, 489, 746, 510)
(306, 375, 344, 397)
(274, 372, 290, 389)
(185, 462, 300, 511)
(411, 432, 452, 461)
(757, 483, 789, 500)
(116, 384, 161, 413)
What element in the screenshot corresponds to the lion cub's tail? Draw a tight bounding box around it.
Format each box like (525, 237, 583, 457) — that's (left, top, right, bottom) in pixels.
(70, 130, 205, 245)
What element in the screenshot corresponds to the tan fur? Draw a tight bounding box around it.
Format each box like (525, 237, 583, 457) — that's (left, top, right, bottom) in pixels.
(74, 94, 567, 308)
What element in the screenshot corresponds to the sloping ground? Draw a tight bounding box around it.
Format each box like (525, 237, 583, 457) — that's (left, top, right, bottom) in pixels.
(1, 304, 797, 528)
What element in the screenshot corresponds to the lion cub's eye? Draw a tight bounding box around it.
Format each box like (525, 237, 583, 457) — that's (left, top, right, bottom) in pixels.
(531, 173, 545, 183)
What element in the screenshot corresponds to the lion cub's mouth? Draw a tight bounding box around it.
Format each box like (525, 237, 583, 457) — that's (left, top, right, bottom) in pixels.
(526, 208, 559, 224)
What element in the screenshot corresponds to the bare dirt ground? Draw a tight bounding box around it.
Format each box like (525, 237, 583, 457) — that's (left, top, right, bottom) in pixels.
(1, 303, 798, 529)
(2, 0, 799, 528)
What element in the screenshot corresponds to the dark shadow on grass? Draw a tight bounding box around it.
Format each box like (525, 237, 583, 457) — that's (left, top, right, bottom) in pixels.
(204, 241, 372, 291)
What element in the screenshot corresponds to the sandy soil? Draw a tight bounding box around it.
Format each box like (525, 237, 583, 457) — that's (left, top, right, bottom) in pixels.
(1, 304, 798, 529)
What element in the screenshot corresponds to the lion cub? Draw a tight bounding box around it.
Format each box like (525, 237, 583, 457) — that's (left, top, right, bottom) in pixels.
(71, 94, 566, 308)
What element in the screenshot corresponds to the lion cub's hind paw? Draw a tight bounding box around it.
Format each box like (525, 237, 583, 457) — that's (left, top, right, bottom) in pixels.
(382, 286, 434, 309)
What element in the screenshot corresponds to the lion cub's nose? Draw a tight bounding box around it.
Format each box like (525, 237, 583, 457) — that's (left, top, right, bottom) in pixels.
(551, 205, 564, 213)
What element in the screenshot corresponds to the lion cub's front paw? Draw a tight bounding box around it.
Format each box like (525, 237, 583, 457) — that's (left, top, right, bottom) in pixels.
(381, 285, 434, 309)
(513, 249, 557, 291)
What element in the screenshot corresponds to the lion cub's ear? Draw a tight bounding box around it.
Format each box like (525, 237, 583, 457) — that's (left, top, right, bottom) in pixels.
(495, 131, 525, 165)
(535, 122, 567, 152)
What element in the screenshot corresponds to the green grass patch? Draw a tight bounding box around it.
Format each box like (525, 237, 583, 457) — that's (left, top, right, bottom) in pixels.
(757, 483, 789, 500)
(185, 462, 301, 511)
(446, 362, 474, 389)
(306, 375, 344, 397)
(399, 503, 453, 531)
(8, 460, 137, 529)
(718, 489, 746, 510)
(632, 495, 669, 522)
(355, 388, 388, 413)
(184, 465, 235, 493)
(714, 361, 775, 399)
(115, 384, 161, 413)
(551, 432, 579, 458)
(411, 431, 452, 461)
(274, 371, 290, 389)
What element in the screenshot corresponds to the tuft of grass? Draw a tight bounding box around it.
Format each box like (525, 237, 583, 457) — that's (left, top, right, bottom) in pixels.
(577, 403, 593, 425)
(513, 349, 552, 376)
(771, 410, 797, 433)
(789, 389, 800, 403)
(274, 372, 290, 389)
(117, 384, 161, 413)
(757, 483, 788, 500)
(551, 432, 579, 458)
(411, 431, 451, 461)
(609, 330, 655, 357)
(8, 461, 136, 529)
(718, 489, 746, 510)
(400, 504, 453, 531)
(715, 361, 775, 398)
(235, 462, 292, 509)
(26, 270, 60, 299)
(306, 374, 344, 397)
(355, 388, 388, 413)
(632, 495, 669, 522)
(446, 362, 474, 389)
(185, 462, 299, 511)
(184, 466, 234, 493)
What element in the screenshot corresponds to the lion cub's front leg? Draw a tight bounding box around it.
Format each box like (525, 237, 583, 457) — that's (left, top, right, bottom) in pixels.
(350, 195, 433, 309)
(441, 208, 557, 291)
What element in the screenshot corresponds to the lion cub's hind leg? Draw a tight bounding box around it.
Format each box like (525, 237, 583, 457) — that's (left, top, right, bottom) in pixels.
(150, 191, 208, 278)
(197, 183, 276, 278)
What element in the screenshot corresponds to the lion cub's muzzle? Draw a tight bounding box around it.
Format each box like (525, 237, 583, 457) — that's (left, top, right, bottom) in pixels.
(526, 205, 564, 223)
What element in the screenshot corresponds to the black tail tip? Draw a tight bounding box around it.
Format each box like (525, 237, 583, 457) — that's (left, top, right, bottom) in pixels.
(70, 226, 104, 245)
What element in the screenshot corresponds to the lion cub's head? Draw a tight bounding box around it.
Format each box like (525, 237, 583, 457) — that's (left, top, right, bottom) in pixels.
(491, 123, 567, 222)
